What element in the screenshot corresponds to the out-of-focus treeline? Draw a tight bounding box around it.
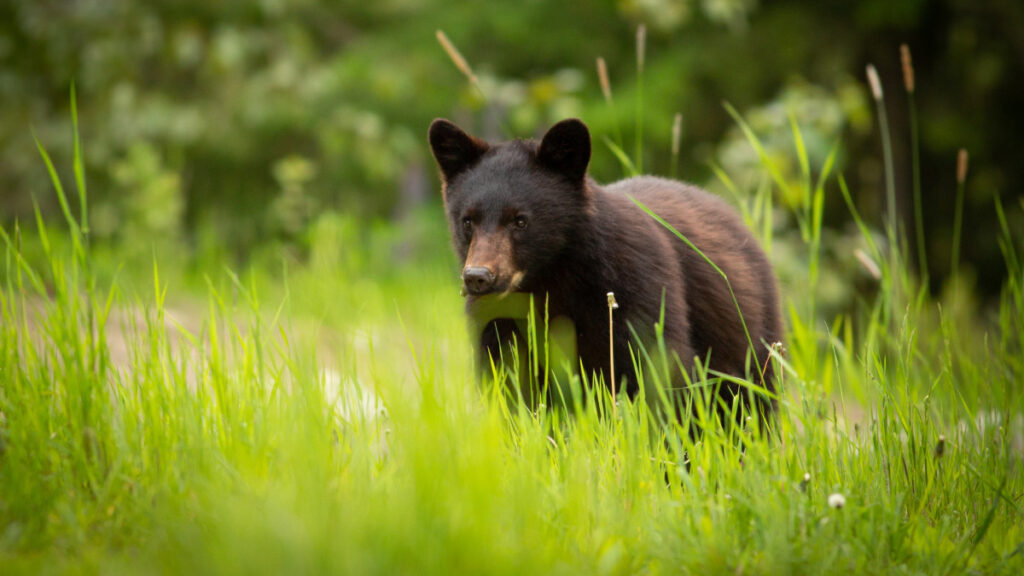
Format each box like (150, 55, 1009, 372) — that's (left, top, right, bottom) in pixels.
(1, 0, 1021, 300)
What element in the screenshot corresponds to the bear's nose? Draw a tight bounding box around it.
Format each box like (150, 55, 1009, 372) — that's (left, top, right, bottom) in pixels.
(463, 266, 496, 295)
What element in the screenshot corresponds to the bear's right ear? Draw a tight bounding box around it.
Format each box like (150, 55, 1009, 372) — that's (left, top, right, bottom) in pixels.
(537, 118, 591, 183)
(428, 119, 489, 182)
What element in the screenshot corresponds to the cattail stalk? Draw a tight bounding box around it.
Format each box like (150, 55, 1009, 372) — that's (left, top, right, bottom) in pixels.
(901, 45, 928, 282)
(952, 149, 969, 281)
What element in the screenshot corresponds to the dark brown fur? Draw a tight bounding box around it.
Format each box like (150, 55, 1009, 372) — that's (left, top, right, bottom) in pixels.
(428, 118, 783, 414)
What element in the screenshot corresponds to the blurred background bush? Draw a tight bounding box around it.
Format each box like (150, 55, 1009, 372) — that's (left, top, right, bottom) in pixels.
(1, 0, 1021, 306)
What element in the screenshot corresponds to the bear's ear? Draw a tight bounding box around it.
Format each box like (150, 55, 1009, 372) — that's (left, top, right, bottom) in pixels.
(537, 118, 591, 182)
(428, 119, 489, 181)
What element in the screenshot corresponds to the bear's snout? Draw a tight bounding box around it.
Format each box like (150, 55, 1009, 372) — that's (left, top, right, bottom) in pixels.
(463, 266, 496, 295)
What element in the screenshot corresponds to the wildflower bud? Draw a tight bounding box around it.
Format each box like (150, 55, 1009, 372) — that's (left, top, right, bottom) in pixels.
(828, 492, 846, 509)
(800, 472, 811, 493)
(597, 57, 612, 104)
(900, 44, 915, 93)
(934, 435, 946, 459)
(957, 149, 969, 185)
(866, 64, 883, 101)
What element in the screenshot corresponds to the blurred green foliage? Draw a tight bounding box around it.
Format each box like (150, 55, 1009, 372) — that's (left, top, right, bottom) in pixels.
(1, 0, 1022, 298)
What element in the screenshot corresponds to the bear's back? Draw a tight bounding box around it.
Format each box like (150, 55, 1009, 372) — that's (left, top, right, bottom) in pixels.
(601, 176, 782, 388)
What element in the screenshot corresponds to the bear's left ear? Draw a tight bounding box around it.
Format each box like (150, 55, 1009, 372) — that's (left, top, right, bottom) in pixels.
(537, 118, 591, 182)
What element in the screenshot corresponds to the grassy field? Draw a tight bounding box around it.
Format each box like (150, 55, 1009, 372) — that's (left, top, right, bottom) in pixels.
(2, 104, 1023, 575)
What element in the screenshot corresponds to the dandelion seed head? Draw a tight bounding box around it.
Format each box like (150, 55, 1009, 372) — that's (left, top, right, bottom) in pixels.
(607, 292, 619, 310)
(828, 492, 846, 509)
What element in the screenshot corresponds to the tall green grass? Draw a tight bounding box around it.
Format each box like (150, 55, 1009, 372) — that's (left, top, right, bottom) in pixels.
(2, 64, 1024, 575)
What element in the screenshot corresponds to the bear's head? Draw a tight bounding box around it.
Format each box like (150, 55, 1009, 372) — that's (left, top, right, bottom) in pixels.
(428, 118, 592, 297)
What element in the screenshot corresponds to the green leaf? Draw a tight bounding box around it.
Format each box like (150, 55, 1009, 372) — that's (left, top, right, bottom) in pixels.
(33, 129, 84, 260)
(723, 101, 792, 200)
(603, 136, 638, 177)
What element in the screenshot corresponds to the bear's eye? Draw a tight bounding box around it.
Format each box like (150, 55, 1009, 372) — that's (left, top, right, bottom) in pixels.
(462, 217, 473, 234)
(514, 215, 528, 230)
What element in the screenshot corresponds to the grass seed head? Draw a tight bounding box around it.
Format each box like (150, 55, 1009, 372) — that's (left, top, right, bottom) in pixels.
(934, 435, 946, 459)
(900, 44, 915, 93)
(957, 149, 969, 184)
(854, 249, 882, 280)
(636, 24, 646, 72)
(597, 57, 612, 104)
(436, 30, 477, 85)
(866, 64, 883, 101)
(671, 113, 683, 157)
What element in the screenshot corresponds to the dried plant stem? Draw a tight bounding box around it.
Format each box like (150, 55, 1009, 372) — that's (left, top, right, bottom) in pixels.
(908, 98, 926, 279)
(635, 24, 646, 174)
(607, 292, 618, 415)
(952, 149, 969, 282)
(902, 45, 927, 282)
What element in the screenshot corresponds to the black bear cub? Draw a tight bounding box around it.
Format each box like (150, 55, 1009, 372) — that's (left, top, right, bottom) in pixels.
(428, 118, 783, 415)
